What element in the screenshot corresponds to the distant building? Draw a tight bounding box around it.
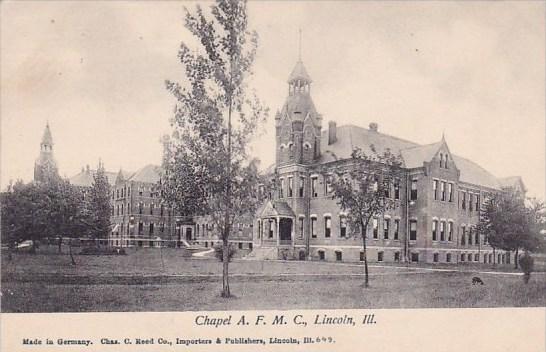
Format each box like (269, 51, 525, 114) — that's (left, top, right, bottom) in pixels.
(34, 123, 59, 183)
(69, 164, 192, 247)
(247, 58, 523, 265)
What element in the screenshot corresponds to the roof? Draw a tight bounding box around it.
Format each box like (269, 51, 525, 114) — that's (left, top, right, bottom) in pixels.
(258, 200, 295, 218)
(319, 124, 418, 163)
(41, 123, 53, 145)
(400, 142, 442, 168)
(320, 124, 505, 190)
(69, 168, 131, 187)
(451, 155, 501, 190)
(129, 164, 163, 183)
(288, 60, 312, 83)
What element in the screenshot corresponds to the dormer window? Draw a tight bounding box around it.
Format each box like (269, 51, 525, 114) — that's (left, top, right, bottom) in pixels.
(445, 154, 449, 169)
(439, 153, 444, 168)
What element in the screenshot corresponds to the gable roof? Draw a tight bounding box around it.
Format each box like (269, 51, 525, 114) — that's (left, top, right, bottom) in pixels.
(128, 164, 163, 183)
(319, 124, 418, 163)
(400, 142, 443, 169)
(69, 169, 122, 187)
(258, 200, 295, 218)
(320, 124, 504, 190)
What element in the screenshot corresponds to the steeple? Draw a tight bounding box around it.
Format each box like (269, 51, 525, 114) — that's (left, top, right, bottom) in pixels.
(34, 123, 59, 183)
(40, 122, 54, 153)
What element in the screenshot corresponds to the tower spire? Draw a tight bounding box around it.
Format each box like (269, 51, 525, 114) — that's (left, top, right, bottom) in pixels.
(298, 28, 302, 61)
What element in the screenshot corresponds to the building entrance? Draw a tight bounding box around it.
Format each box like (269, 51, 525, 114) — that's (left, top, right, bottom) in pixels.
(279, 218, 292, 244)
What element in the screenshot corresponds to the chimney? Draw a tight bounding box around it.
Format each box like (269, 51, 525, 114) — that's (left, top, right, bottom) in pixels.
(369, 122, 378, 132)
(328, 121, 337, 145)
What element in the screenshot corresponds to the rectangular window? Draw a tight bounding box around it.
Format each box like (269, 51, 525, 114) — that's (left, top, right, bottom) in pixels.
(340, 216, 347, 238)
(440, 221, 445, 241)
(433, 180, 438, 200)
(474, 253, 479, 262)
(461, 192, 466, 210)
(409, 220, 417, 241)
(446, 253, 451, 262)
(394, 180, 400, 200)
(461, 226, 466, 245)
(475, 229, 479, 245)
(383, 219, 390, 239)
(150, 203, 154, 215)
(448, 222, 453, 241)
(311, 177, 318, 197)
(288, 176, 293, 197)
(360, 251, 365, 261)
(238, 242, 243, 250)
(299, 176, 305, 197)
(448, 183, 453, 202)
(377, 251, 383, 262)
(411, 179, 418, 200)
(325, 175, 332, 195)
(394, 219, 399, 240)
(335, 251, 342, 262)
(441, 182, 446, 201)
(138, 222, 143, 235)
(394, 252, 400, 262)
(311, 217, 317, 238)
(324, 216, 331, 238)
(411, 252, 419, 262)
(279, 178, 285, 199)
(384, 181, 390, 198)
(433, 253, 439, 263)
(299, 217, 304, 239)
(432, 220, 437, 241)
(475, 194, 479, 211)
(372, 218, 378, 239)
(469, 194, 473, 211)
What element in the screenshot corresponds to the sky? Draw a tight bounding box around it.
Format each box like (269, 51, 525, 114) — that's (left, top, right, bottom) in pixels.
(1, 1, 545, 199)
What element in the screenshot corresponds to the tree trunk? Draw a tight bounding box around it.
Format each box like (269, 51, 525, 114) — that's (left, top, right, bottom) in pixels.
(221, 238, 230, 297)
(58, 236, 63, 254)
(68, 241, 76, 266)
(514, 248, 519, 270)
(361, 221, 369, 288)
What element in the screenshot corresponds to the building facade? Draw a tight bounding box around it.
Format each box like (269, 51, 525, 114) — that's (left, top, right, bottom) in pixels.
(69, 164, 193, 247)
(251, 59, 521, 265)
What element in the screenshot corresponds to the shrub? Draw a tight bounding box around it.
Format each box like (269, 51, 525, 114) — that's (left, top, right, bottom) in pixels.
(214, 244, 236, 262)
(519, 253, 534, 284)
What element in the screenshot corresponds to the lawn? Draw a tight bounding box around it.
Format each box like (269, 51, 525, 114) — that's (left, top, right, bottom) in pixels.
(1, 247, 545, 312)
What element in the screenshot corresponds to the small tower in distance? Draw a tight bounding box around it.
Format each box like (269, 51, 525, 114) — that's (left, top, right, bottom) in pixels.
(34, 122, 59, 183)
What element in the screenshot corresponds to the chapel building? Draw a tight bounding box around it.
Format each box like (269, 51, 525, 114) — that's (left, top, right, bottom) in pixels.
(250, 59, 523, 265)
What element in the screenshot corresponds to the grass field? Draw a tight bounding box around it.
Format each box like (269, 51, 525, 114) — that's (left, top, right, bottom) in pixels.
(1, 246, 545, 312)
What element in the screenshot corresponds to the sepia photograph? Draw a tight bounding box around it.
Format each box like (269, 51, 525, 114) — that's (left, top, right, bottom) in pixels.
(1, 0, 545, 320)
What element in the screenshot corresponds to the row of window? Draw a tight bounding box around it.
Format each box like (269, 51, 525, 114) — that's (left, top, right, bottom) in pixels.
(432, 180, 454, 202)
(459, 191, 480, 212)
(111, 203, 170, 217)
(112, 185, 160, 200)
(276, 175, 403, 200)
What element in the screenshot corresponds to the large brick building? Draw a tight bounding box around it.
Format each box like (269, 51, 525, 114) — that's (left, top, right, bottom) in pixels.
(250, 59, 523, 265)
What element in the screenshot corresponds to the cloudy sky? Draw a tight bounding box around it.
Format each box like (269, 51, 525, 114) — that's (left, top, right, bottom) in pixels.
(1, 1, 544, 198)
